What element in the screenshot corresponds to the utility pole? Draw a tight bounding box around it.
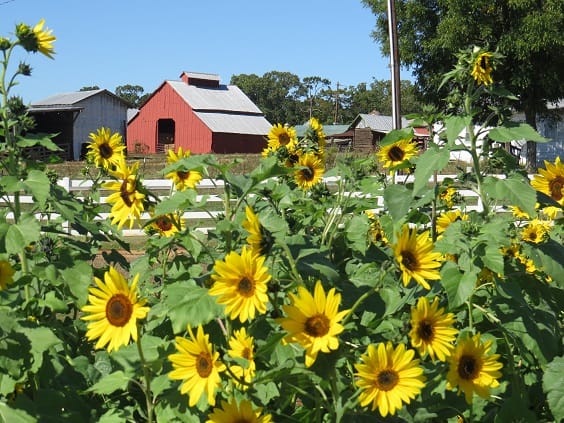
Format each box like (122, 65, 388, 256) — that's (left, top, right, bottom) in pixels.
(387, 0, 402, 130)
(334, 82, 340, 124)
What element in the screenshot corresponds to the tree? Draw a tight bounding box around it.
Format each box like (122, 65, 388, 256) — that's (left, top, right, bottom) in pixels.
(115, 84, 150, 108)
(362, 0, 564, 169)
(80, 85, 100, 91)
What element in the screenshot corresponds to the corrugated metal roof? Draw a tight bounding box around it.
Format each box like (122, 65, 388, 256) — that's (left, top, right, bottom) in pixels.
(294, 123, 350, 137)
(194, 111, 272, 135)
(31, 89, 104, 106)
(168, 81, 263, 114)
(181, 71, 220, 82)
(354, 113, 410, 132)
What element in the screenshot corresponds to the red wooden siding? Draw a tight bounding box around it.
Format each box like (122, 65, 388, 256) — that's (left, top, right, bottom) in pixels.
(127, 84, 212, 154)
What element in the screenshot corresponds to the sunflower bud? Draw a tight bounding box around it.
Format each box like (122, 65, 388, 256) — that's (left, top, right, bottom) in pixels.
(18, 62, 32, 76)
(0, 37, 11, 51)
(15, 22, 39, 52)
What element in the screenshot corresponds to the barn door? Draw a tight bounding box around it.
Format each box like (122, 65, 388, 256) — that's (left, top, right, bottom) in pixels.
(157, 118, 175, 153)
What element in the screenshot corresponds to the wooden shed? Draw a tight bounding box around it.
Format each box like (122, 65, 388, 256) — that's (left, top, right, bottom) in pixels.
(126, 72, 272, 155)
(28, 89, 130, 160)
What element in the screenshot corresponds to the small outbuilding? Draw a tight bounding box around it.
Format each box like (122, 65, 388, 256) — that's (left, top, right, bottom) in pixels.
(28, 89, 130, 160)
(126, 72, 272, 155)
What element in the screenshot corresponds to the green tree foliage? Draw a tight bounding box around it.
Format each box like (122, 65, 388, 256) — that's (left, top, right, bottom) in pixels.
(79, 85, 100, 91)
(361, 0, 564, 169)
(115, 84, 150, 108)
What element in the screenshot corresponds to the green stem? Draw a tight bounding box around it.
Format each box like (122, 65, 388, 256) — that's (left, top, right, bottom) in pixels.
(136, 332, 154, 423)
(279, 241, 303, 285)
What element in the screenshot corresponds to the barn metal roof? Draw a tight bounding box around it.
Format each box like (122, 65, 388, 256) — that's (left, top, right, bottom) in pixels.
(168, 80, 263, 114)
(194, 111, 272, 135)
(352, 113, 410, 132)
(29, 89, 132, 110)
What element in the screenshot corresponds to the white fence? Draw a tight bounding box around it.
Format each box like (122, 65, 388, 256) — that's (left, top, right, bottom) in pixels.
(2, 175, 515, 237)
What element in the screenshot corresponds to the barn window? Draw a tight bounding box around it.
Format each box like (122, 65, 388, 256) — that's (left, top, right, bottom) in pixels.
(157, 118, 175, 152)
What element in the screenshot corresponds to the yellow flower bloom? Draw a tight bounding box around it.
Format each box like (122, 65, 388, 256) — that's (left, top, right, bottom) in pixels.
(86, 127, 126, 170)
(227, 327, 255, 389)
(278, 280, 349, 367)
(393, 226, 443, 290)
(308, 117, 326, 151)
(0, 260, 16, 290)
(81, 266, 149, 352)
(471, 52, 494, 86)
(377, 138, 419, 169)
(521, 219, 551, 244)
(294, 153, 324, 190)
(446, 332, 503, 404)
(541, 205, 560, 220)
(409, 297, 458, 362)
(146, 213, 184, 237)
(266, 123, 297, 151)
(366, 210, 388, 244)
(165, 147, 203, 191)
(209, 246, 271, 322)
(103, 160, 146, 229)
(531, 156, 564, 206)
(439, 186, 458, 208)
(206, 398, 272, 423)
(169, 325, 225, 407)
(509, 205, 530, 220)
(32, 19, 56, 58)
(242, 206, 272, 256)
(354, 342, 425, 417)
(436, 209, 468, 235)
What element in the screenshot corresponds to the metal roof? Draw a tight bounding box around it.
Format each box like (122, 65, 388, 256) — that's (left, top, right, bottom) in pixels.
(194, 111, 272, 135)
(352, 113, 410, 132)
(31, 89, 105, 107)
(168, 81, 263, 114)
(294, 123, 350, 138)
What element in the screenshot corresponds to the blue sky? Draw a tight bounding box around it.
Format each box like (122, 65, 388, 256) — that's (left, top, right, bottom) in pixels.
(1, 0, 412, 103)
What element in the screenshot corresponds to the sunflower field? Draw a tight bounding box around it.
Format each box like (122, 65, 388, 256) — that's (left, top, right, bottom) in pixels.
(1, 21, 563, 423)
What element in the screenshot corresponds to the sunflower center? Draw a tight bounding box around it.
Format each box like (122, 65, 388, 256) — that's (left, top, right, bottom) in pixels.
(376, 369, 399, 391)
(196, 352, 213, 378)
(237, 277, 255, 297)
(156, 217, 173, 232)
(304, 314, 330, 337)
(242, 347, 252, 360)
(279, 133, 290, 145)
(401, 250, 418, 271)
(232, 419, 252, 423)
(105, 293, 133, 327)
(458, 354, 480, 380)
(177, 170, 190, 181)
(120, 178, 136, 207)
(388, 146, 405, 162)
(549, 176, 564, 201)
(301, 166, 315, 181)
(417, 319, 434, 341)
(99, 143, 113, 159)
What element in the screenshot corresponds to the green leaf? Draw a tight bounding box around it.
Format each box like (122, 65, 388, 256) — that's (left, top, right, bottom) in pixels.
(379, 127, 414, 147)
(23, 170, 51, 208)
(0, 175, 24, 193)
(384, 184, 412, 222)
(0, 402, 37, 423)
(155, 189, 197, 215)
(5, 215, 41, 254)
(482, 175, 537, 216)
(543, 356, 564, 422)
(412, 145, 450, 196)
(16, 134, 62, 151)
(18, 326, 60, 373)
(489, 122, 549, 143)
(444, 115, 472, 145)
(86, 371, 130, 395)
(527, 240, 564, 286)
(345, 215, 369, 254)
(440, 262, 476, 309)
(60, 261, 93, 306)
(163, 282, 223, 333)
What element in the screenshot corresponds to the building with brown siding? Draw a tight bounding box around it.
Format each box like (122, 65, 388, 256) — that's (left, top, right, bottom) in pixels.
(126, 72, 272, 155)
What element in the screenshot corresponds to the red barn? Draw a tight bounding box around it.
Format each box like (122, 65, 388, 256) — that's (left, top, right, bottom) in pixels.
(127, 71, 272, 154)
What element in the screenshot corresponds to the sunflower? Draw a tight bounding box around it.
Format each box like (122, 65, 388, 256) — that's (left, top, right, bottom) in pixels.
(308, 117, 326, 151)
(409, 296, 458, 362)
(227, 327, 255, 389)
(471, 51, 494, 86)
(377, 138, 419, 169)
(354, 342, 425, 417)
(366, 210, 388, 244)
(438, 186, 457, 208)
(206, 398, 272, 423)
(146, 212, 184, 237)
(521, 219, 550, 244)
(266, 123, 297, 151)
(242, 206, 272, 256)
(0, 260, 16, 290)
(81, 266, 150, 353)
(393, 226, 443, 290)
(509, 205, 530, 220)
(165, 147, 203, 191)
(436, 210, 468, 235)
(541, 205, 560, 220)
(531, 156, 564, 206)
(294, 153, 324, 190)
(278, 280, 349, 367)
(31, 19, 56, 58)
(209, 246, 271, 323)
(103, 159, 146, 229)
(169, 325, 225, 407)
(446, 332, 503, 404)
(86, 127, 126, 170)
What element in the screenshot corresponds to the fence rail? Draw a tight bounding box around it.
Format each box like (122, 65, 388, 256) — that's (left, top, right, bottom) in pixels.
(2, 175, 521, 237)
